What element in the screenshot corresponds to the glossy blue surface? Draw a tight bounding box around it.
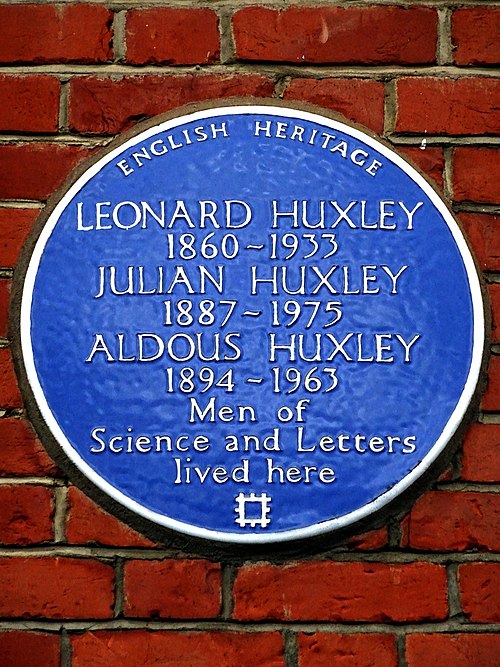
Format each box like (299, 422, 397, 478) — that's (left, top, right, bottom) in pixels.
(25, 108, 480, 541)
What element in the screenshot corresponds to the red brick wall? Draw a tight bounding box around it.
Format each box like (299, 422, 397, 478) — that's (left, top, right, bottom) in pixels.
(0, 3, 499, 666)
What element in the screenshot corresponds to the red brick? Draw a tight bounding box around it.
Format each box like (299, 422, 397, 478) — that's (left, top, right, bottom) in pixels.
(298, 633, 398, 667)
(0, 4, 113, 64)
(406, 634, 500, 667)
(69, 74, 275, 135)
(459, 563, 500, 622)
(489, 284, 500, 344)
(0, 207, 38, 267)
(0, 557, 114, 618)
(124, 560, 220, 619)
(0, 418, 59, 477)
(452, 8, 500, 66)
(126, 8, 219, 65)
(72, 630, 284, 667)
(0, 348, 22, 409)
(0, 280, 10, 338)
(0, 76, 60, 133)
(67, 487, 154, 548)
(233, 561, 447, 622)
(233, 6, 437, 65)
(481, 355, 500, 412)
(283, 78, 385, 133)
(396, 78, 500, 136)
(458, 212, 500, 271)
(0, 631, 59, 667)
(0, 144, 95, 201)
(462, 423, 500, 482)
(0, 485, 53, 545)
(453, 148, 499, 204)
(402, 491, 500, 551)
(346, 527, 389, 551)
(398, 146, 444, 189)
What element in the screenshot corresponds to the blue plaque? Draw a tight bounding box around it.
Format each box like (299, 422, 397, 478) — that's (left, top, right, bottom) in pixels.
(16, 102, 485, 544)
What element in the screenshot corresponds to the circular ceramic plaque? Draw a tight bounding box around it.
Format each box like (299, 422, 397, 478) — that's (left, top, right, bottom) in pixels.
(17, 103, 485, 543)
